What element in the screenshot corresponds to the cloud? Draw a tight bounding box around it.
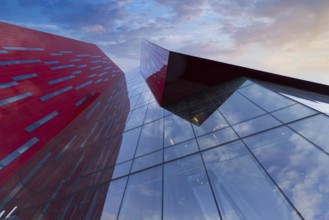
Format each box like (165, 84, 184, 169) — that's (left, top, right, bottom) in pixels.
(82, 24, 106, 33)
(16, 22, 60, 30)
(209, 0, 329, 50)
(156, 0, 207, 21)
(9, 0, 329, 77)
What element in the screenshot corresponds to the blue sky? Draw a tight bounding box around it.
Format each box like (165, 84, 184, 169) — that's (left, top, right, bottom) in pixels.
(1, 0, 329, 84)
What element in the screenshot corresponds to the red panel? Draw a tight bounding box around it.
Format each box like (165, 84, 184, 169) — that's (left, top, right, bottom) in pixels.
(0, 22, 130, 218)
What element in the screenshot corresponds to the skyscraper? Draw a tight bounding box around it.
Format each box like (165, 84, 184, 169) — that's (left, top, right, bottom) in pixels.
(1, 22, 329, 219)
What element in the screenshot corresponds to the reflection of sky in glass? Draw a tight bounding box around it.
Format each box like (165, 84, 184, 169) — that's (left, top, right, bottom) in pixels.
(101, 177, 128, 220)
(271, 103, 317, 123)
(192, 110, 229, 136)
(289, 114, 329, 154)
(104, 71, 329, 219)
(202, 140, 300, 220)
(136, 118, 163, 156)
(244, 126, 329, 220)
(238, 83, 295, 112)
(280, 93, 329, 115)
(118, 166, 162, 220)
(219, 92, 265, 125)
(164, 154, 220, 220)
(232, 114, 281, 137)
(115, 127, 141, 164)
(164, 114, 194, 146)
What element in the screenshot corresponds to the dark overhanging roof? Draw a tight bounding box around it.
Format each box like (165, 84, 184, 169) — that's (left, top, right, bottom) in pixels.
(140, 40, 329, 106)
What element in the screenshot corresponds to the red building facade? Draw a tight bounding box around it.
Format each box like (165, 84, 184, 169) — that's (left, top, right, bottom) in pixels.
(0, 22, 130, 219)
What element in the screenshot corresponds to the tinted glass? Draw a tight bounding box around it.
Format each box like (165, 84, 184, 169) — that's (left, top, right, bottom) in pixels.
(197, 127, 238, 150)
(135, 91, 151, 108)
(112, 160, 132, 179)
(118, 166, 162, 220)
(164, 154, 220, 220)
(164, 139, 199, 162)
(144, 102, 164, 123)
(244, 126, 329, 220)
(271, 103, 317, 123)
(136, 119, 163, 157)
(289, 114, 329, 153)
(116, 127, 141, 164)
(219, 92, 265, 125)
(202, 140, 300, 220)
(238, 84, 295, 112)
(164, 114, 194, 147)
(101, 177, 128, 220)
(232, 114, 281, 137)
(125, 105, 147, 130)
(192, 111, 229, 136)
(131, 150, 163, 172)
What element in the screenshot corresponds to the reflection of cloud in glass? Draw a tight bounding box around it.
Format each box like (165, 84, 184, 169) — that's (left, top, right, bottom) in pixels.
(164, 114, 194, 146)
(245, 126, 329, 220)
(202, 140, 299, 220)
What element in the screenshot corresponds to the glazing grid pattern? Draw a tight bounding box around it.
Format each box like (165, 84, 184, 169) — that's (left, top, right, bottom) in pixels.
(101, 70, 329, 220)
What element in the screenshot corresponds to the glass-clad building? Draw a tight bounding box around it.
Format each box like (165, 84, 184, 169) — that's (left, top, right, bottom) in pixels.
(1, 22, 329, 220)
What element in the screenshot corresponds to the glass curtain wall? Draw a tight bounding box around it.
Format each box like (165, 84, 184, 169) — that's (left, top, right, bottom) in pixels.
(101, 69, 329, 220)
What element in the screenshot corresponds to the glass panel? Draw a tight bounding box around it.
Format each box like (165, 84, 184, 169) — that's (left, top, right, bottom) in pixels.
(192, 110, 229, 137)
(239, 80, 253, 88)
(232, 114, 281, 137)
(219, 92, 265, 125)
(164, 139, 199, 162)
(136, 119, 163, 157)
(131, 150, 163, 173)
(244, 126, 329, 220)
(128, 95, 139, 109)
(197, 127, 238, 150)
(112, 160, 132, 179)
(135, 91, 151, 108)
(118, 166, 162, 220)
(271, 103, 317, 123)
(202, 140, 300, 220)
(144, 102, 164, 123)
(124, 105, 147, 130)
(238, 83, 295, 112)
(164, 114, 194, 147)
(289, 114, 329, 153)
(100, 177, 128, 220)
(164, 154, 220, 220)
(116, 127, 141, 164)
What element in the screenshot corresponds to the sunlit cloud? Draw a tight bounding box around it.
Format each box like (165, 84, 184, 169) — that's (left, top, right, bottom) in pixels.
(82, 24, 106, 33)
(1, 0, 328, 83)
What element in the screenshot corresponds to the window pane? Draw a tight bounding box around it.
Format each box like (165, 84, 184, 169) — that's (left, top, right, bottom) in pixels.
(135, 91, 151, 108)
(164, 114, 194, 147)
(289, 114, 329, 153)
(271, 103, 317, 123)
(202, 140, 300, 220)
(112, 160, 132, 179)
(144, 102, 164, 123)
(125, 105, 147, 130)
(244, 126, 329, 220)
(118, 166, 162, 220)
(197, 127, 238, 150)
(192, 110, 229, 136)
(101, 177, 128, 220)
(238, 84, 295, 112)
(131, 150, 163, 173)
(164, 154, 220, 220)
(116, 127, 141, 164)
(164, 139, 199, 162)
(232, 114, 281, 137)
(219, 92, 265, 125)
(136, 119, 163, 157)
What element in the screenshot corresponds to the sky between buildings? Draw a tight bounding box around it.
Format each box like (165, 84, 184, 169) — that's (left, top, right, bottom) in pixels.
(1, 0, 329, 85)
